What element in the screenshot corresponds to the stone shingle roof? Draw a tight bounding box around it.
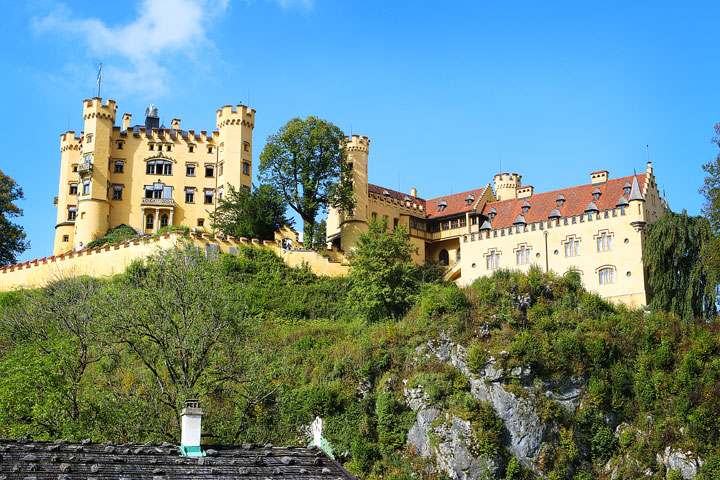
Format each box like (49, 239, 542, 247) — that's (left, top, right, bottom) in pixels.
(0, 438, 354, 480)
(480, 174, 647, 230)
(367, 184, 426, 209)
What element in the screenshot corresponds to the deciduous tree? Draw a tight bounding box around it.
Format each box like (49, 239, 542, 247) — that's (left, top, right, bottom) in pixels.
(258, 117, 354, 240)
(700, 122, 720, 290)
(347, 218, 419, 322)
(0, 169, 29, 266)
(643, 209, 717, 320)
(211, 184, 291, 241)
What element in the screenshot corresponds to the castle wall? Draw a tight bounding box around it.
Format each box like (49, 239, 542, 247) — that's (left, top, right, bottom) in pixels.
(1, 232, 348, 292)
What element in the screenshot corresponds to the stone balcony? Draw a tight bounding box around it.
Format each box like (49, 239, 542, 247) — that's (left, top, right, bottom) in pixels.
(77, 163, 93, 175)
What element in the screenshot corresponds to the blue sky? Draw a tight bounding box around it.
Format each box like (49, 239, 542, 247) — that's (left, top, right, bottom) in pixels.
(1, 0, 719, 261)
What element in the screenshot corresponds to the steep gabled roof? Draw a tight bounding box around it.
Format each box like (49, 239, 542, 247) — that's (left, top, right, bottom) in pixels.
(479, 174, 647, 230)
(425, 187, 488, 219)
(0, 439, 354, 480)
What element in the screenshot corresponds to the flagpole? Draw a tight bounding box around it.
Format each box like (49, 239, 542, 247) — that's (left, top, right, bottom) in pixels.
(97, 63, 102, 98)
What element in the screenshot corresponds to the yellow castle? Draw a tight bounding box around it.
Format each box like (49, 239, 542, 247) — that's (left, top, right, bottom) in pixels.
(328, 135, 666, 307)
(53, 98, 255, 255)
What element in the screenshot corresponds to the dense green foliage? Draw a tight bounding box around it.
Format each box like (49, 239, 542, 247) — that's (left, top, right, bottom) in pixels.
(643, 209, 717, 319)
(211, 184, 292, 241)
(348, 218, 422, 322)
(0, 168, 29, 265)
(1, 246, 719, 479)
(700, 122, 720, 297)
(258, 117, 354, 239)
(85, 224, 138, 249)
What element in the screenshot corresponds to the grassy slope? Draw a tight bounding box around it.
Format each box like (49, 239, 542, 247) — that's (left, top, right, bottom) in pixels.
(0, 249, 718, 479)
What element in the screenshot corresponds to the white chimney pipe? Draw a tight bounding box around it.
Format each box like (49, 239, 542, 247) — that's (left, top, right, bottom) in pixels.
(181, 399, 203, 448)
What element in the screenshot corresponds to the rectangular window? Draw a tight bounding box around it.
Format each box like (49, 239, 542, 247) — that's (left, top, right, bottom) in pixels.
(166, 145, 172, 152)
(516, 246, 530, 265)
(597, 233, 612, 252)
(114, 161, 124, 173)
(82, 180, 90, 195)
(185, 188, 195, 203)
(146, 214, 154, 229)
(67, 206, 77, 221)
(393, 218, 399, 229)
(442, 221, 450, 231)
(116, 141, 123, 150)
(72, 164, 78, 172)
(204, 189, 214, 204)
(219, 163, 224, 176)
(451, 219, 459, 229)
(62, 235, 69, 242)
(112, 185, 123, 200)
(197, 219, 205, 227)
(243, 141, 250, 152)
(372, 212, 377, 219)
(189, 145, 195, 153)
(69, 183, 78, 195)
(459, 217, 467, 227)
(207, 146, 213, 154)
(471, 216, 478, 225)
(186, 164, 196, 176)
(205, 165, 215, 177)
(217, 188, 223, 201)
(486, 251, 499, 270)
(565, 238, 579, 257)
(84, 154, 92, 164)
(149, 144, 154, 151)
(242, 162, 250, 175)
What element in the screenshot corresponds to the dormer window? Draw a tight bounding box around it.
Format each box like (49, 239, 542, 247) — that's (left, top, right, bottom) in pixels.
(487, 207, 497, 220)
(465, 194, 475, 206)
(556, 194, 565, 207)
(438, 199, 447, 212)
(623, 181, 631, 196)
(592, 187, 602, 201)
(521, 200, 530, 213)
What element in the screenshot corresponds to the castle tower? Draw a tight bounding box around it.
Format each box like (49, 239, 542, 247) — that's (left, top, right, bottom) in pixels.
(53, 131, 82, 254)
(73, 98, 117, 248)
(216, 104, 256, 194)
(336, 135, 370, 251)
(493, 173, 522, 201)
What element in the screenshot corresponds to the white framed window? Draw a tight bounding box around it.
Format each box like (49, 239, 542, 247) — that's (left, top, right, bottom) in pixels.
(598, 267, 615, 285)
(67, 206, 77, 221)
(186, 164, 196, 177)
(486, 250, 500, 270)
(146, 160, 172, 175)
(112, 185, 123, 200)
(114, 161, 124, 173)
(69, 183, 78, 195)
(82, 180, 90, 195)
(564, 237, 580, 257)
(516, 245, 531, 265)
(596, 231, 613, 252)
(185, 188, 195, 203)
(204, 189, 214, 204)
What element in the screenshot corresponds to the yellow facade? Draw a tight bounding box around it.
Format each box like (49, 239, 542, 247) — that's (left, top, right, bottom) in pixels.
(328, 134, 667, 307)
(1, 232, 348, 292)
(53, 98, 255, 255)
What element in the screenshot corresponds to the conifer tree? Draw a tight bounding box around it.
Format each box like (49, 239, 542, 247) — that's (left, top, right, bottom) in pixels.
(0, 169, 29, 266)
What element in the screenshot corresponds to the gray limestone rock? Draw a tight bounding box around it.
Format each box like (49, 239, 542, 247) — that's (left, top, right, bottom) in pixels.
(656, 447, 702, 479)
(406, 407, 441, 457)
(433, 415, 502, 480)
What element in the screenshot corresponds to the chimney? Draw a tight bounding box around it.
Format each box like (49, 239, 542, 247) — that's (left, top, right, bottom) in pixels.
(180, 399, 205, 457)
(410, 187, 417, 197)
(590, 170, 609, 184)
(171, 118, 181, 130)
(122, 113, 132, 131)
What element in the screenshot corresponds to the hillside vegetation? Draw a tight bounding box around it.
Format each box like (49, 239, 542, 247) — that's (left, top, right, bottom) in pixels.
(0, 244, 719, 480)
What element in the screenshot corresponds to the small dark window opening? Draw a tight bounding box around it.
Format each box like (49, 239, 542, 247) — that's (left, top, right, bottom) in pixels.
(205, 165, 214, 177)
(146, 214, 154, 229)
(439, 249, 449, 266)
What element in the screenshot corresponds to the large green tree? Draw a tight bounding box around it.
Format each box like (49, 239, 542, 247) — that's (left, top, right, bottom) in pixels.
(258, 117, 354, 244)
(643, 209, 717, 320)
(210, 184, 292, 241)
(0, 169, 29, 266)
(347, 218, 419, 322)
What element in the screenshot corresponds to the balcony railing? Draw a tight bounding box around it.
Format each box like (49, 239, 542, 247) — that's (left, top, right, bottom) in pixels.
(53, 196, 58, 206)
(141, 197, 175, 207)
(77, 163, 93, 175)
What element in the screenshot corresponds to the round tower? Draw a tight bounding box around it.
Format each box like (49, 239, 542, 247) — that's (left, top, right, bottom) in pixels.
(493, 172, 522, 201)
(53, 131, 82, 255)
(338, 135, 370, 251)
(216, 104, 256, 193)
(74, 97, 117, 248)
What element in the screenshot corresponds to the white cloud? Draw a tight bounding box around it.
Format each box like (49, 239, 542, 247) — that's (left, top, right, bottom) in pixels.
(33, 0, 228, 98)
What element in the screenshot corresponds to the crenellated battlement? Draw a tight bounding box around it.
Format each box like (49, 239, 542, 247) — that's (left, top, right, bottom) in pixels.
(493, 172, 522, 188)
(60, 131, 82, 151)
(216, 104, 256, 129)
(345, 134, 370, 152)
(83, 97, 117, 122)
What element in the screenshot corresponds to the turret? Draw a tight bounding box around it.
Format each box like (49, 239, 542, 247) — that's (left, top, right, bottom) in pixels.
(493, 172, 522, 201)
(216, 104, 256, 192)
(329, 135, 370, 251)
(53, 131, 83, 254)
(73, 97, 117, 248)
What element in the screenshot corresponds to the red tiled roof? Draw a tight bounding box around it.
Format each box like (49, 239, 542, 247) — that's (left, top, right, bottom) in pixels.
(480, 174, 647, 229)
(425, 187, 488, 219)
(368, 184, 426, 208)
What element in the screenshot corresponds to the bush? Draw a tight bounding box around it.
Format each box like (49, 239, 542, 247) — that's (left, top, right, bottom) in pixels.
(466, 341, 487, 374)
(158, 225, 190, 236)
(590, 425, 616, 461)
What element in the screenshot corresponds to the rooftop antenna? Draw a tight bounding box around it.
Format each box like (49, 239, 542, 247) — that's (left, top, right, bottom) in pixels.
(646, 144, 650, 164)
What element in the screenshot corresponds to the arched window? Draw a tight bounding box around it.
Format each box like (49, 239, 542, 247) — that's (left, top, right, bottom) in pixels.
(598, 267, 615, 285)
(160, 214, 169, 228)
(439, 249, 449, 266)
(146, 214, 154, 230)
